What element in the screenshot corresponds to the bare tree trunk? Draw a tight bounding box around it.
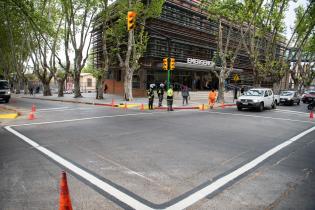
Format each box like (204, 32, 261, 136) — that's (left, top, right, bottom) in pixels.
(57, 78, 65, 97)
(124, 69, 133, 101)
(23, 79, 29, 95)
(15, 81, 21, 94)
(96, 76, 104, 99)
(293, 82, 299, 91)
(43, 82, 52, 96)
(73, 71, 82, 98)
(218, 75, 225, 103)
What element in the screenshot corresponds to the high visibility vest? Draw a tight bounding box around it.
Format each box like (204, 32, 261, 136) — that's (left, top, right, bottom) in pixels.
(209, 91, 217, 100)
(167, 89, 173, 97)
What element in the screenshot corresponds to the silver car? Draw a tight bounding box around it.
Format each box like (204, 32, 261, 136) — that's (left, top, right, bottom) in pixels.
(279, 90, 300, 106)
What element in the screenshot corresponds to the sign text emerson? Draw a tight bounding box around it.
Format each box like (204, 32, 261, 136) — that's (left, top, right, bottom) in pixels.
(187, 58, 215, 66)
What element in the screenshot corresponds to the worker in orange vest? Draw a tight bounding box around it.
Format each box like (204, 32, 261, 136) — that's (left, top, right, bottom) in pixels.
(208, 88, 217, 109)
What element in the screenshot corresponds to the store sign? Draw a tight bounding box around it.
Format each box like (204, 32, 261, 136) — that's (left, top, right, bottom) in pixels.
(187, 58, 214, 66)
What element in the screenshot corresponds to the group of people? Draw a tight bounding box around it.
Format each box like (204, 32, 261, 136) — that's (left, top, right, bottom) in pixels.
(29, 85, 40, 95)
(147, 83, 175, 111)
(147, 84, 219, 110)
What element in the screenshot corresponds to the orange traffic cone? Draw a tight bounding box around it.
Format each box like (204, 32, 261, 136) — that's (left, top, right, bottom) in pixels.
(124, 103, 128, 110)
(201, 104, 205, 111)
(32, 104, 36, 112)
(310, 111, 314, 119)
(140, 103, 144, 111)
(221, 102, 225, 109)
(59, 171, 73, 210)
(111, 99, 115, 108)
(28, 112, 35, 120)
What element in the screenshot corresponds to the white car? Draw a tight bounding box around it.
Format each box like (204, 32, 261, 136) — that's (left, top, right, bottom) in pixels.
(236, 88, 276, 112)
(279, 90, 300, 105)
(0, 80, 11, 103)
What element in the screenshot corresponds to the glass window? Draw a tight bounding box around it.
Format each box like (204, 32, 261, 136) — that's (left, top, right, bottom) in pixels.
(87, 78, 92, 87)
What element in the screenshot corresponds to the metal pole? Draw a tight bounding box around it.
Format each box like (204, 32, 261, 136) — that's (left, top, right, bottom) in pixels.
(167, 38, 171, 89)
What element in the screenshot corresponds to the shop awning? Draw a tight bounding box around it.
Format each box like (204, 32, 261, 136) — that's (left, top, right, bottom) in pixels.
(156, 62, 243, 72)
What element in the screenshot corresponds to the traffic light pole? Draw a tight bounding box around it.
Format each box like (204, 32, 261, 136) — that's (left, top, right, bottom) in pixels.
(167, 38, 171, 90)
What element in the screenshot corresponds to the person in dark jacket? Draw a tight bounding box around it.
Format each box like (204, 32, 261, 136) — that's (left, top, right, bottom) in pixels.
(157, 83, 165, 107)
(181, 85, 189, 105)
(147, 84, 155, 110)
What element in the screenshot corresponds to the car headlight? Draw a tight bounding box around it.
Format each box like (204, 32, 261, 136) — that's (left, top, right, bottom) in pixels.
(253, 99, 259, 103)
(6, 90, 10, 95)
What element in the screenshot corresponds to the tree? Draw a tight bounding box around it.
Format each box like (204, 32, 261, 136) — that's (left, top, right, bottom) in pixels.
(289, 1, 315, 92)
(202, 0, 245, 102)
(240, 0, 290, 86)
(61, 0, 99, 98)
(108, 0, 164, 101)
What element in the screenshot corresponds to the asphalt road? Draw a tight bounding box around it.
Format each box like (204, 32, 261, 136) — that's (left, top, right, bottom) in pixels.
(0, 97, 314, 210)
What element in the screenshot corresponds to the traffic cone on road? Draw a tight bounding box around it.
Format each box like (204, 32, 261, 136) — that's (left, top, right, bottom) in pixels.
(32, 104, 36, 112)
(310, 111, 314, 119)
(200, 104, 205, 111)
(59, 171, 73, 210)
(28, 112, 35, 120)
(124, 103, 128, 110)
(140, 103, 144, 111)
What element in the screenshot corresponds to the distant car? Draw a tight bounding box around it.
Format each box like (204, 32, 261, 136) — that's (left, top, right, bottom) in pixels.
(0, 80, 11, 103)
(301, 90, 315, 104)
(236, 88, 276, 112)
(279, 90, 300, 105)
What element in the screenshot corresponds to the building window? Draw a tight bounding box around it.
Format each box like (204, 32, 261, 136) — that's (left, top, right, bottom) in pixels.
(87, 78, 92, 87)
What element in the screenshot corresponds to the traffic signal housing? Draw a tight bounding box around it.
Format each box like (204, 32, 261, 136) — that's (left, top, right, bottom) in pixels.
(162, 58, 168, 70)
(127, 11, 136, 31)
(170, 58, 175, 70)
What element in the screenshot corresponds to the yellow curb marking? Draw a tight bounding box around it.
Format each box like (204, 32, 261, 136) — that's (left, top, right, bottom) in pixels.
(0, 113, 18, 119)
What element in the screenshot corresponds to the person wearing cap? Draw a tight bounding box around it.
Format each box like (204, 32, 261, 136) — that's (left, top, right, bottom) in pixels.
(167, 85, 174, 111)
(147, 84, 155, 110)
(157, 83, 165, 107)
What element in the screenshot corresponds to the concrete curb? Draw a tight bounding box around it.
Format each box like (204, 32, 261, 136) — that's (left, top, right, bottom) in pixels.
(0, 105, 22, 119)
(21, 96, 236, 110)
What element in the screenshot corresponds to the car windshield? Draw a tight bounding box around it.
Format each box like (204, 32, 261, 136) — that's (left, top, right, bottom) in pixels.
(309, 91, 315, 95)
(0, 81, 9, 89)
(244, 89, 264, 96)
(280, 91, 293, 96)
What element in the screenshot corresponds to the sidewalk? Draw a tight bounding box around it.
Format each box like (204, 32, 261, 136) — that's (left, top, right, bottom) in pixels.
(18, 91, 236, 110)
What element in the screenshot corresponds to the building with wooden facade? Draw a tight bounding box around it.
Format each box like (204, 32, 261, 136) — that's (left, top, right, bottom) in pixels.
(91, 0, 286, 96)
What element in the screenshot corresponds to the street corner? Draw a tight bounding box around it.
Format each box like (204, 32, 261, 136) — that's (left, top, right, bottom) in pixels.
(0, 105, 21, 119)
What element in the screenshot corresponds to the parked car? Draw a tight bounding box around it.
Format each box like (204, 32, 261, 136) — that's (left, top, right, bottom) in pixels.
(236, 88, 276, 112)
(279, 90, 300, 105)
(0, 80, 11, 103)
(301, 90, 315, 104)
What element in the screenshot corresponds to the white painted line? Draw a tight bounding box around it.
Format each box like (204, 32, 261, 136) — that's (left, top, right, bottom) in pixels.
(207, 111, 314, 124)
(4, 126, 154, 210)
(165, 125, 315, 210)
(274, 109, 308, 115)
(9, 112, 157, 127)
(37, 107, 70, 111)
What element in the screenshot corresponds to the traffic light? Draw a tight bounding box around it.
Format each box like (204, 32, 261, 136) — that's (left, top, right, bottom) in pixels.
(127, 11, 136, 31)
(162, 58, 168, 70)
(170, 58, 175, 70)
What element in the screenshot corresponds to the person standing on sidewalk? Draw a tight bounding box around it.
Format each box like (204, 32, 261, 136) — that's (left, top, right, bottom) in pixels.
(208, 88, 217, 109)
(147, 84, 155, 110)
(157, 83, 164, 107)
(167, 85, 174, 111)
(181, 85, 189, 106)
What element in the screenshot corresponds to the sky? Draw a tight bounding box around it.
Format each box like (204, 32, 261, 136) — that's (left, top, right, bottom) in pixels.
(284, 0, 308, 40)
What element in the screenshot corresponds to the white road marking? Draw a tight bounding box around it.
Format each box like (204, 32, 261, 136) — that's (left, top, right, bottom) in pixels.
(37, 107, 70, 111)
(274, 109, 308, 115)
(164, 125, 315, 210)
(4, 126, 154, 210)
(5, 109, 315, 209)
(207, 111, 314, 124)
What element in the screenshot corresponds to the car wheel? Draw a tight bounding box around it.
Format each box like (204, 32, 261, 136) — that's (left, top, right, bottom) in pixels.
(5, 99, 9, 103)
(271, 102, 276, 109)
(237, 106, 242, 111)
(297, 100, 300, 105)
(258, 102, 264, 112)
(290, 100, 294, 106)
